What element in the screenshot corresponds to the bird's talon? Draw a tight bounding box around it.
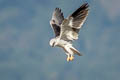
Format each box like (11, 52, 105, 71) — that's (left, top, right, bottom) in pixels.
(67, 57, 70, 62)
(70, 56, 74, 61)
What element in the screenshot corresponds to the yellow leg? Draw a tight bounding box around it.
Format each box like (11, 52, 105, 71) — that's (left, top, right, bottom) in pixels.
(67, 56, 70, 62)
(70, 55, 74, 61)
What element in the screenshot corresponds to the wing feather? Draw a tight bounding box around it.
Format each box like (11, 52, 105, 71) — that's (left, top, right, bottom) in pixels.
(68, 3, 89, 29)
(60, 3, 89, 41)
(50, 8, 64, 37)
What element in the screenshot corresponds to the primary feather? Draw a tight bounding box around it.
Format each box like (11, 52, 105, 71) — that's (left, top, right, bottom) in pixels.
(60, 3, 89, 41)
(50, 8, 64, 37)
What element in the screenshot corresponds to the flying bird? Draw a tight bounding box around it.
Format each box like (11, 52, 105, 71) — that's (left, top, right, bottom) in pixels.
(49, 3, 89, 62)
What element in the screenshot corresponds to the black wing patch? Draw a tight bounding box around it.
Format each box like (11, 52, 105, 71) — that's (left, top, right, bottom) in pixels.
(69, 3, 89, 29)
(50, 8, 64, 37)
(51, 24, 60, 37)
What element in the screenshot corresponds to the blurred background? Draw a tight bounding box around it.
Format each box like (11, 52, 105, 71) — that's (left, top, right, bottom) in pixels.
(0, 0, 120, 80)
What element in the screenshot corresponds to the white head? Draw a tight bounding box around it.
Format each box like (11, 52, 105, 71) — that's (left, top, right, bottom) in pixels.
(49, 38, 57, 47)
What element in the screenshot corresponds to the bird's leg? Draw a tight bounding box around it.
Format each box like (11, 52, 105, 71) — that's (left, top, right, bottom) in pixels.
(70, 55, 74, 61)
(67, 54, 70, 62)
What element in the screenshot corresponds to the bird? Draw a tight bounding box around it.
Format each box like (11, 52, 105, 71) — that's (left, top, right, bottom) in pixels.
(49, 3, 89, 62)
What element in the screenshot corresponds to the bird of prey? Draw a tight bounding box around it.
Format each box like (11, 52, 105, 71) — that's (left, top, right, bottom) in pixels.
(49, 3, 89, 62)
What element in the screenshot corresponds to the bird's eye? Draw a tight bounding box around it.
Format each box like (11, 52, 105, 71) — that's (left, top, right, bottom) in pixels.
(52, 20, 55, 23)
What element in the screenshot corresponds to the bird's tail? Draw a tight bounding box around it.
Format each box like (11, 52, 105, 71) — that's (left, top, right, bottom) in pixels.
(70, 46, 82, 56)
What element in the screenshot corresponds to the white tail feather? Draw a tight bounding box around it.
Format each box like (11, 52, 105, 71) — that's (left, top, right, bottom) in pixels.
(70, 46, 82, 56)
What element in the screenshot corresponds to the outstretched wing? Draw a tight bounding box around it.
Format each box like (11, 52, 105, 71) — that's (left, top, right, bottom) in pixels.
(50, 8, 64, 37)
(68, 3, 89, 29)
(60, 3, 89, 41)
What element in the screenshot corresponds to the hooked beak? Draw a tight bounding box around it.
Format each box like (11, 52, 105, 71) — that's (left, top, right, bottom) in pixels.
(52, 42, 55, 47)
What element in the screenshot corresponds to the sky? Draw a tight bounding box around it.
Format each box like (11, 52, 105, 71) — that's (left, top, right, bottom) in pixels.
(0, 0, 120, 80)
